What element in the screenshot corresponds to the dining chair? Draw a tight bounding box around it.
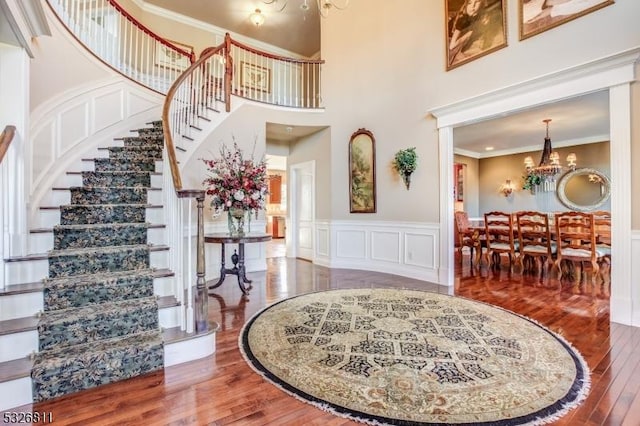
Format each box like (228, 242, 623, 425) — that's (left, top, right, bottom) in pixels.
(483, 211, 518, 269)
(455, 211, 483, 266)
(515, 211, 556, 275)
(592, 210, 611, 279)
(554, 211, 606, 284)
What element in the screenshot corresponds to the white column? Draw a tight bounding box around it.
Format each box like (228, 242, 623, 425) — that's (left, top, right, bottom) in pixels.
(609, 83, 633, 325)
(438, 126, 454, 287)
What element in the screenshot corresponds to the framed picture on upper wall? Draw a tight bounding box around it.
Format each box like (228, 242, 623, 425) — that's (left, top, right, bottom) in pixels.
(519, 0, 614, 40)
(445, 0, 508, 70)
(154, 40, 193, 71)
(349, 128, 376, 213)
(240, 61, 271, 93)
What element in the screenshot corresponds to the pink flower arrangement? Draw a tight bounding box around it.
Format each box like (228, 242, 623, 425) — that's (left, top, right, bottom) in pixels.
(202, 141, 268, 213)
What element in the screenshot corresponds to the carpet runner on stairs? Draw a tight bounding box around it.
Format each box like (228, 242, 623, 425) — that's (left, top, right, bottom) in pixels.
(31, 121, 166, 402)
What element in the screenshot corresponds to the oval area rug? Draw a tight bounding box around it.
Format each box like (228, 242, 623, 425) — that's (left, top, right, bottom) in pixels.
(239, 288, 590, 425)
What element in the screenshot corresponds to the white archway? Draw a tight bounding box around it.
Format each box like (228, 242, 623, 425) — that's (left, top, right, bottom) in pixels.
(431, 48, 639, 326)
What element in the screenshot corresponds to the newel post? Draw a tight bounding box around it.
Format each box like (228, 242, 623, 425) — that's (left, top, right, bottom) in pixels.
(195, 193, 208, 332)
(224, 32, 232, 113)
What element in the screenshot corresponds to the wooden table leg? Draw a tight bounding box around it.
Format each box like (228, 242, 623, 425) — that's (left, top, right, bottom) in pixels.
(208, 242, 226, 290)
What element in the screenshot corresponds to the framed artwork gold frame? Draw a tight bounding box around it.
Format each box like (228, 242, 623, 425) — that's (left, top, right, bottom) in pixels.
(519, 0, 614, 40)
(349, 128, 376, 213)
(445, 0, 508, 70)
(240, 61, 271, 93)
(154, 39, 193, 71)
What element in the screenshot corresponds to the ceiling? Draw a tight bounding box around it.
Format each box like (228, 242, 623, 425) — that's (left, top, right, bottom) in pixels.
(143, 0, 321, 56)
(453, 90, 610, 158)
(139, 1, 610, 156)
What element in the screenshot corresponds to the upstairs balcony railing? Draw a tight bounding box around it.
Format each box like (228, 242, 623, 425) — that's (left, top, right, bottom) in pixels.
(47, 0, 195, 94)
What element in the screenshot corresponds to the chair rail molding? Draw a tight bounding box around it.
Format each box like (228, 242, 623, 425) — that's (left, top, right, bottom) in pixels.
(430, 47, 640, 327)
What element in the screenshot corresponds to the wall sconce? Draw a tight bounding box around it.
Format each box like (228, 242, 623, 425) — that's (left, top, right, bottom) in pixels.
(500, 179, 514, 198)
(250, 9, 265, 26)
(567, 152, 577, 169)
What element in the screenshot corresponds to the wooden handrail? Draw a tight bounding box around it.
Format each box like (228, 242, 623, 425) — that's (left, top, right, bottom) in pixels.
(162, 44, 226, 191)
(0, 125, 16, 165)
(229, 37, 325, 65)
(108, 0, 195, 62)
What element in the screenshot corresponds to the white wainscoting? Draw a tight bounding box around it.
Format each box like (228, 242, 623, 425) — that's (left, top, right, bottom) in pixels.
(28, 78, 164, 222)
(632, 231, 640, 327)
(315, 220, 440, 283)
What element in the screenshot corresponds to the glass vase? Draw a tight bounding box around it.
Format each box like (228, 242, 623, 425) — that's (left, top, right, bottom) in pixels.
(227, 207, 246, 236)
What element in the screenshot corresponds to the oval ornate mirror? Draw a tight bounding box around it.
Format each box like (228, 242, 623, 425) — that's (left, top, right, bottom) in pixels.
(556, 167, 611, 212)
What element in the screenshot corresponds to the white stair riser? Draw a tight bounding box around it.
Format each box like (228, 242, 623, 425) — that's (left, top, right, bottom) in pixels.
(28, 228, 166, 253)
(159, 305, 180, 328)
(0, 292, 43, 321)
(0, 377, 31, 412)
(5, 250, 169, 285)
(0, 330, 37, 363)
(153, 275, 174, 297)
(37, 206, 165, 228)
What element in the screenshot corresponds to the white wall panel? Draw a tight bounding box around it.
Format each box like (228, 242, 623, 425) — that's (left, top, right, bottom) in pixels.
(93, 89, 124, 133)
(31, 122, 55, 186)
(316, 227, 329, 256)
(299, 226, 313, 249)
(371, 231, 400, 263)
(336, 230, 366, 259)
(59, 103, 89, 153)
(404, 233, 436, 268)
(632, 231, 640, 327)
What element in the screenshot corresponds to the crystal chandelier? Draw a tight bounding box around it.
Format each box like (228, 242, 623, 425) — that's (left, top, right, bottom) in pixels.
(523, 119, 576, 192)
(263, 0, 349, 18)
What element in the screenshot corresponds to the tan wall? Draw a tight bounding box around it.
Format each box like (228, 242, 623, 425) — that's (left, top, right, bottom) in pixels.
(321, 1, 640, 223)
(288, 129, 332, 220)
(477, 142, 611, 214)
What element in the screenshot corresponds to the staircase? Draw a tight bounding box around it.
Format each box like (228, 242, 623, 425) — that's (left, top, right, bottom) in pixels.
(30, 122, 165, 401)
(0, 121, 216, 410)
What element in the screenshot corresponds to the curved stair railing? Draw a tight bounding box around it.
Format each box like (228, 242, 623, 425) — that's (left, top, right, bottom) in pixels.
(46, 0, 194, 94)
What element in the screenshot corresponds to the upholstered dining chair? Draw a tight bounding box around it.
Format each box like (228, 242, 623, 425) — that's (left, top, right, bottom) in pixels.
(483, 211, 518, 269)
(554, 211, 607, 284)
(454, 211, 483, 266)
(515, 211, 556, 275)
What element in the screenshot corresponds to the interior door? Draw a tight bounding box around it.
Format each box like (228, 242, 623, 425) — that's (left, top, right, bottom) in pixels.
(291, 161, 315, 261)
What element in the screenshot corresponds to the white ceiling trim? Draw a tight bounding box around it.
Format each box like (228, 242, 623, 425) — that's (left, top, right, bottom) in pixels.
(132, 0, 307, 59)
(454, 133, 610, 159)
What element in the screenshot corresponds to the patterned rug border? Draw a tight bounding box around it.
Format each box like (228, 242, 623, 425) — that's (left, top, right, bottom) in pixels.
(238, 288, 591, 426)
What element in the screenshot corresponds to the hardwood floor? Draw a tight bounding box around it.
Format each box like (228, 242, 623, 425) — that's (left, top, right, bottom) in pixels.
(4, 256, 640, 425)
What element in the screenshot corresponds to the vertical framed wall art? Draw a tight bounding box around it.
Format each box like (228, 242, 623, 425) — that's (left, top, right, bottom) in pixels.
(349, 128, 376, 213)
(519, 0, 614, 40)
(445, 0, 508, 70)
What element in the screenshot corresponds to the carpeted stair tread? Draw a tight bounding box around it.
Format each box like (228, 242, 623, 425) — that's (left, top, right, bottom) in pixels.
(31, 330, 164, 402)
(37, 296, 159, 351)
(82, 171, 152, 188)
(94, 158, 158, 172)
(69, 187, 149, 205)
(48, 244, 150, 278)
(53, 222, 151, 249)
(43, 268, 157, 310)
(58, 204, 160, 225)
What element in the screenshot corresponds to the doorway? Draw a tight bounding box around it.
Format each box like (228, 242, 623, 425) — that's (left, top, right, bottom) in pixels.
(265, 154, 287, 258)
(433, 52, 636, 325)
